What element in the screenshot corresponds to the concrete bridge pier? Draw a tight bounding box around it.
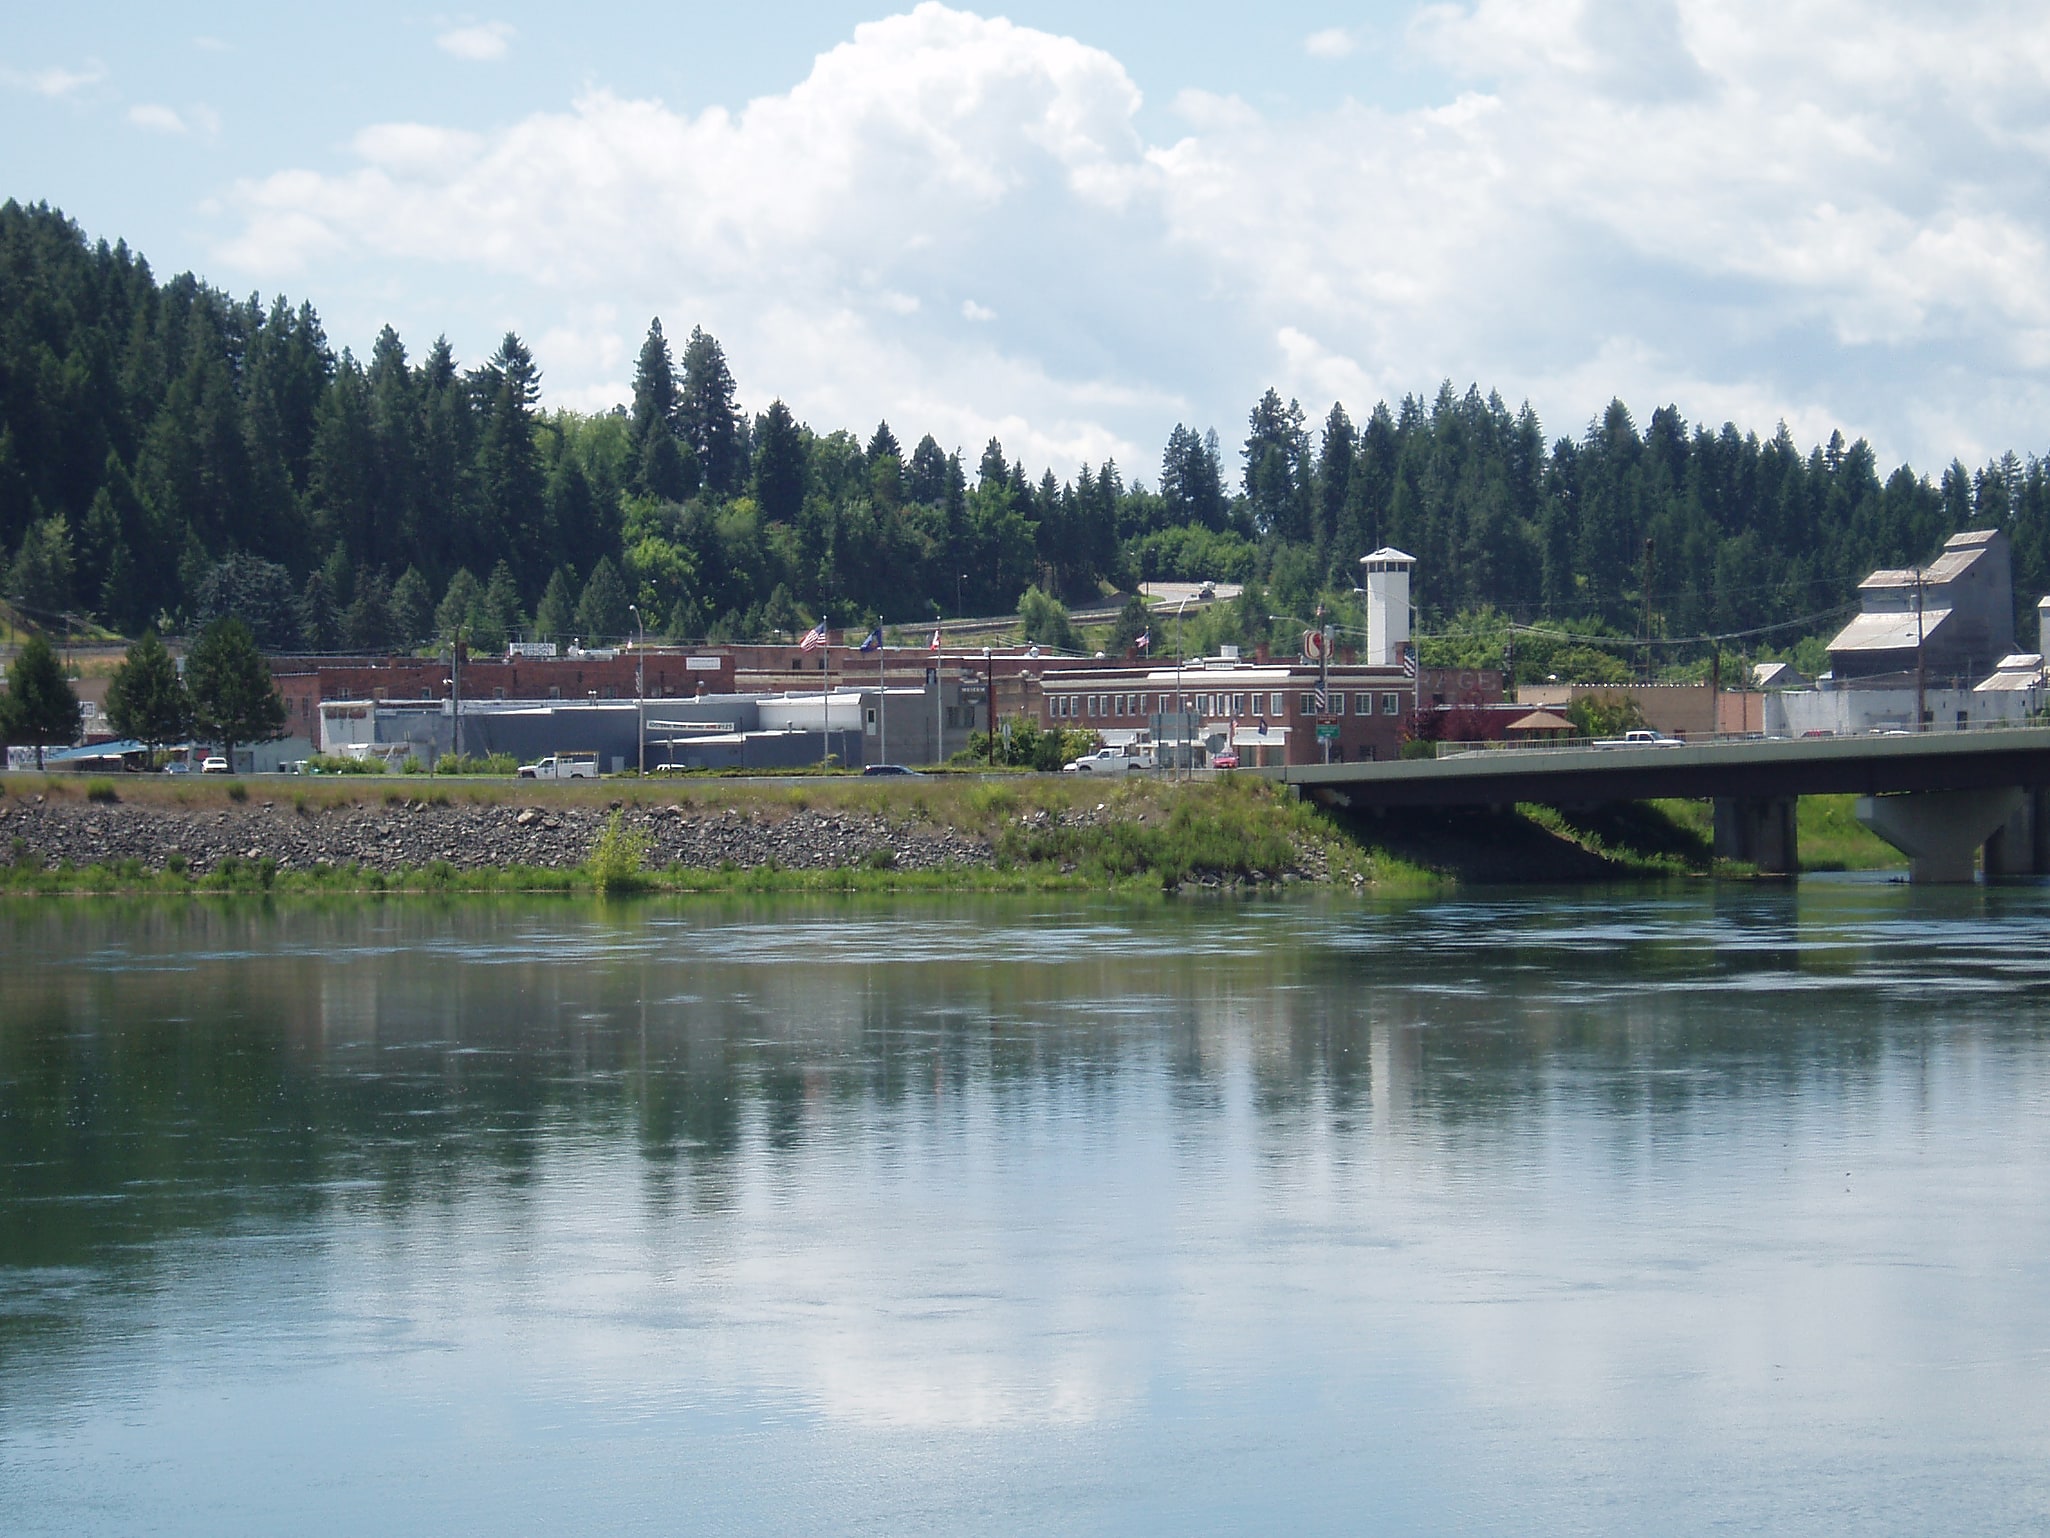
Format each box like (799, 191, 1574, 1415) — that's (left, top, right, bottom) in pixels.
(1855, 787, 2025, 883)
(1713, 796, 1799, 874)
(1981, 787, 2050, 877)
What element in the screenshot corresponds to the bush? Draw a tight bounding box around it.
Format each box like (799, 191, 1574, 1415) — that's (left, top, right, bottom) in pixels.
(307, 754, 386, 775)
(226, 782, 248, 802)
(85, 779, 118, 804)
(586, 810, 650, 895)
(433, 752, 519, 776)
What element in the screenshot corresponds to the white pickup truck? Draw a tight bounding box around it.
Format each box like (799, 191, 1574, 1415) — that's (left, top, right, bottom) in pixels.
(1063, 747, 1140, 776)
(1593, 730, 1684, 749)
(518, 752, 600, 779)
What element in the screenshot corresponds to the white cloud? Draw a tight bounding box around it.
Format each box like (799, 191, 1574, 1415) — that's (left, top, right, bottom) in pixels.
(6, 60, 107, 98)
(218, 1, 2050, 478)
(127, 103, 187, 134)
(1305, 27, 1357, 60)
(436, 21, 515, 62)
(127, 102, 220, 138)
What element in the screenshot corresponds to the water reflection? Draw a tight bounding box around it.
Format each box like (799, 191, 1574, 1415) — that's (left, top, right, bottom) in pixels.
(3, 886, 2048, 1535)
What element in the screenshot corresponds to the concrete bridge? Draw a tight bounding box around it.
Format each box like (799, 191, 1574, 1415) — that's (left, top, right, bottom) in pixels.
(1261, 728, 2050, 882)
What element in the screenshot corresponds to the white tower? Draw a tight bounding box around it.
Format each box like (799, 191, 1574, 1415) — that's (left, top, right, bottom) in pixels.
(1360, 548, 1414, 667)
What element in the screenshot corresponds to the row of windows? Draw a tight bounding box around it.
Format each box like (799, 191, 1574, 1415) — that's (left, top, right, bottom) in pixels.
(1050, 690, 1408, 720)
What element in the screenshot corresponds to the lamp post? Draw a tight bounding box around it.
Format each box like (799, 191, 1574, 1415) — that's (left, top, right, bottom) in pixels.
(1173, 592, 1192, 779)
(957, 573, 966, 623)
(628, 603, 645, 774)
(1913, 567, 1926, 734)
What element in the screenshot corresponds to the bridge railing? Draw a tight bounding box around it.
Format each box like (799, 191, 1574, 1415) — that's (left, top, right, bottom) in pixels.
(1428, 712, 2050, 760)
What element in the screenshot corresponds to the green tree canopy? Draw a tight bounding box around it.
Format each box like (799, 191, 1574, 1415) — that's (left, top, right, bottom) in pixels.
(1, 633, 82, 767)
(103, 630, 190, 756)
(1017, 585, 1078, 652)
(533, 566, 576, 643)
(7, 514, 75, 618)
(185, 617, 287, 769)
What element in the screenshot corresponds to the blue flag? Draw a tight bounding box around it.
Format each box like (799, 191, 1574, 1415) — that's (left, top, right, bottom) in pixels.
(859, 625, 883, 652)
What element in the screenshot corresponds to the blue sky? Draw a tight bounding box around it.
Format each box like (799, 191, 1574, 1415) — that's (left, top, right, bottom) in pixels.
(7, 2, 2047, 481)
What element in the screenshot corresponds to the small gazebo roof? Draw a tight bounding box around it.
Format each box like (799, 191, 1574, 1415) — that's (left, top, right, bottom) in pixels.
(1506, 709, 1576, 734)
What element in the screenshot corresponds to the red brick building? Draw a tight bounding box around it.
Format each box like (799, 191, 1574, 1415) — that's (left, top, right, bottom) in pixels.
(1031, 657, 1503, 766)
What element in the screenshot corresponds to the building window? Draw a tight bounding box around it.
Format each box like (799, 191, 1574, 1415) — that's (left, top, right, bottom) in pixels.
(549, 686, 561, 700)
(1381, 692, 1401, 715)
(493, 687, 506, 700)
(1299, 693, 1317, 714)
(1354, 693, 1372, 714)
(1334, 693, 1346, 716)
(1231, 693, 1245, 716)
(1270, 693, 1284, 716)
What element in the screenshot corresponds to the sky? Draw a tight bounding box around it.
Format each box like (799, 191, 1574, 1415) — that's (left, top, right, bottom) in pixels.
(6, 1, 2049, 484)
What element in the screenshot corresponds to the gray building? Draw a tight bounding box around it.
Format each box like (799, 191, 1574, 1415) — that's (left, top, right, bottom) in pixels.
(1828, 529, 2015, 685)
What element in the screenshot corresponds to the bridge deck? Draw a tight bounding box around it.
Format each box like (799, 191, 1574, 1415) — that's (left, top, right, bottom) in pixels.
(1259, 728, 2050, 808)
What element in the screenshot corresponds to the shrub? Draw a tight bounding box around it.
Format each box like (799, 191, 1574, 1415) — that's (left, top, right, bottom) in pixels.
(85, 779, 118, 803)
(587, 811, 651, 895)
(306, 754, 386, 775)
(226, 782, 248, 802)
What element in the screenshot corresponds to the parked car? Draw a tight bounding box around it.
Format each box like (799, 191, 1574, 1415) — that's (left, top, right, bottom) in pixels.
(861, 763, 923, 776)
(1210, 750, 1241, 770)
(200, 756, 229, 774)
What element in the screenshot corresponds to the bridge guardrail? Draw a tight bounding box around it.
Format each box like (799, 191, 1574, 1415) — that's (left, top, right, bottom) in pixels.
(1429, 713, 2050, 761)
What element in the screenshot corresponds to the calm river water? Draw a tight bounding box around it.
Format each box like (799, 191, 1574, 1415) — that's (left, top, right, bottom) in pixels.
(3, 883, 2048, 1535)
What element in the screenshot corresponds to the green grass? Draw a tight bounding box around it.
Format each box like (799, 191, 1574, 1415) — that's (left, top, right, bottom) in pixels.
(1797, 793, 1906, 872)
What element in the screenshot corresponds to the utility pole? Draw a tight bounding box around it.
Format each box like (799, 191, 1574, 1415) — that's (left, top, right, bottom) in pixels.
(1914, 568, 1927, 734)
(629, 603, 644, 775)
(449, 624, 463, 761)
(1641, 537, 1656, 684)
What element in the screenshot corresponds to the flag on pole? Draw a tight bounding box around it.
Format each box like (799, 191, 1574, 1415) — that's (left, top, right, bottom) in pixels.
(1400, 643, 1417, 679)
(1314, 684, 1328, 713)
(1135, 628, 1150, 652)
(800, 619, 829, 652)
(858, 625, 883, 653)
(927, 626, 942, 652)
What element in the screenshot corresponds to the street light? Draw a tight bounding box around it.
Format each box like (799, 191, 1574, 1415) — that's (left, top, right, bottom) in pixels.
(957, 573, 966, 621)
(628, 603, 645, 775)
(1173, 592, 1193, 780)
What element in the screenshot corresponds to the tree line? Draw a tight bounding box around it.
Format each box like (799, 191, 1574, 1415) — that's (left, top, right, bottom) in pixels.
(7, 199, 2050, 673)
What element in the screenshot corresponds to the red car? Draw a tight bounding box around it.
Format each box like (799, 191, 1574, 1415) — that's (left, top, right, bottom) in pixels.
(1211, 750, 1240, 770)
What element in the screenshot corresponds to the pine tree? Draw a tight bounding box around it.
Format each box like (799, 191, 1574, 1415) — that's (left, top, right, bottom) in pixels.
(533, 566, 576, 644)
(754, 400, 807, 524)
(390, 566, 434, 648)
(678, 326, 743, 495)
(185, 617, 286, 771)
(435, 568, 483, 641)
(629, 319, 679, 448)
(475, 560, 524, 650)
(1, 633, 82, 768)
(104, 630, 190, 758)
(343, 568, 395, 652)
(7, 513, 75, 619)
(575, 557, 631, 642)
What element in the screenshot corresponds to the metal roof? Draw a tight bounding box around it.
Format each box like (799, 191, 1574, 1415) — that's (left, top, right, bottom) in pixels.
(1828, 607, 1954, 653)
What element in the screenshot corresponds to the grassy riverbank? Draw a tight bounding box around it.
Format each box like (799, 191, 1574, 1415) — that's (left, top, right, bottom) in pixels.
(0, 773, 1385, 896)
(0, 772, 1907, 895)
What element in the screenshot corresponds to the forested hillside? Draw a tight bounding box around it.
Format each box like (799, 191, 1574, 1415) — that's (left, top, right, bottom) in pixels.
(7, 199, 2050, 676)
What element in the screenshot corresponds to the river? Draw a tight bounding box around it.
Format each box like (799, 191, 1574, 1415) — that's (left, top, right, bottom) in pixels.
(3, 883, 2047, 1535)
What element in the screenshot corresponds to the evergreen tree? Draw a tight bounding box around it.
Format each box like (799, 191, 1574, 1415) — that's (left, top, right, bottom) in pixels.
(185, 616, 286, 770)
(299, 566, 342, 651)
(103, 630, 190, 757)
(575, 556, 631, 641)
(474, 560, 524, 651)
(0, 633, 82, 768)
(532, 566, 576, 643)
(907, 435, 950, 505)
(390, 566, 434, 648)
(7, 513, 75, 617)
(753, 400, 807, 524)
(629, 319, 679, 449)
(435, 568, 483, 641)
(473, 333, 549, 590)
(678, 326, 743, 495)
(195, 553, 302, 649)
(1108, 591, 1153, 657)
(343, 568, 395, 652)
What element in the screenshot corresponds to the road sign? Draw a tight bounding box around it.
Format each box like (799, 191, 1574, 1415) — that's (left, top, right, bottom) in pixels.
(1316, 723, 1341, 742)
(1153, 711, 1202, 740)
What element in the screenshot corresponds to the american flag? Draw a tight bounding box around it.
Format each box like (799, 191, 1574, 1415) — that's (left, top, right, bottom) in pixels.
(927, 626, 942, 652)
(1400, 643, 1417, 680)
(800, 620, 829, 652)
(1135, 628, 1150, 651)
(1314, 684, 1328, 713)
